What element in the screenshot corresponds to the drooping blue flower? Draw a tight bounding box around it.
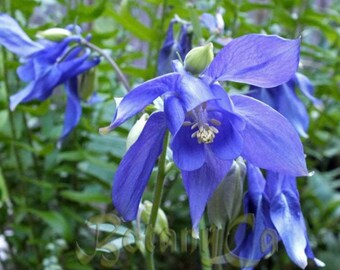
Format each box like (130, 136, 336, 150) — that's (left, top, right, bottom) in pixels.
(157, 18, 192, 75)
(0, 13, 100, 144)
(104, 33, 306, 233)
(247, 73, 323, 137)
(233, 163, 325, 269)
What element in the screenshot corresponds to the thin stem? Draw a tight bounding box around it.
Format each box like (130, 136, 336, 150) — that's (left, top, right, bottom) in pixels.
(199, 218, 212, 270)
(81, 39, 130, 93)
(145, 131, 169, 270)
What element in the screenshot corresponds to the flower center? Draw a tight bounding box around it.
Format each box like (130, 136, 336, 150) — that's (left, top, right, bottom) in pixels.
(183, 107, 221, 144)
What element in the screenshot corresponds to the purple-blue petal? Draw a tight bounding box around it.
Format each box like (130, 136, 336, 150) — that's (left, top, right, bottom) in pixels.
(58, 78, 82, 145)
(164, 95, 185, 135)
(248, 83, 310, 138)
(232, 95, 308, 176)
(112, 112, 167, 221)
(209, 111, 243, 160)
(106, 73, 179, 131)
(10, 50, 98, 110)
(0, 13, 43, 57)
(171, 124, 205, 171)
(157, 21, 192, 75)
(181, 152, 232, 234)
(177, 73, 217, 112)
(294, 73, 323, 108)
(203, 34, 300, 88)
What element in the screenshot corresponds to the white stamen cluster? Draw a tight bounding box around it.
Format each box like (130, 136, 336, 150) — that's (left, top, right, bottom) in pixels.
(186, 118, 221, 144)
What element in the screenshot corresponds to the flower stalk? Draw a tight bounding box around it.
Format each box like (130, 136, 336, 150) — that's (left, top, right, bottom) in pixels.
(81, 39, 130, 93)
(145, 130, 169, 270)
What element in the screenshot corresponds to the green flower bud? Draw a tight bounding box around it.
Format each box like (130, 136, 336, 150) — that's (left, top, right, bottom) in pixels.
(36, 28, 72, 41)
(184, 42, 214, 74)
(140, 200, 170, 242)
(207, 158, 246, 229)
(126, 113, 149, 150)
(79, 68, 97, 101)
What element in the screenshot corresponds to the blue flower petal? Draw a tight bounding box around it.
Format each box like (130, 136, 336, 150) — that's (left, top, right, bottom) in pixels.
(58, 78, 82, 146)
(294, 73, 323, 108)
(203, 34, 300, 88)
(157, 21, 192, 75)
(209, 111, 243, 160)
(10, 49, 98, 110)
(232, 95, 308, 176)
(181, 151, 232, 234)
(249, 83, 310, 138)
(164, 95, 185, 135)
(200, 13, 218, 33)
(105, 73, 179, 131)
(17, 60, 36, 82)
(171, 124, 205, 171)
(112, 112, 167, 221)
(266, 173, 308, 269)
(157, 21, 176, 75)
(233, 164, 277, 268)
(0, 13, 43, 57)
(177, 73, 217, 112)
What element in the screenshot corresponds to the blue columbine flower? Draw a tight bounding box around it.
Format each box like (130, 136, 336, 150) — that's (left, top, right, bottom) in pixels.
(247, 73, 323, 138)
(234, 163, 325, 269)
(102, 33, 307, 234)
(200, 8, 225, 34)
(0, 13, 100, 144)
(157, 17, 192, 75)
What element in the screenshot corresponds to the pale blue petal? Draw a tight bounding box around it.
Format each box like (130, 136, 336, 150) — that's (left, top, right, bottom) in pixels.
(266, 173, 308, 269)
(203, 34, 300, 88)
(294, 73, 323, 108)
(0, 13, 43, 57)
(232, 95, 308, 176)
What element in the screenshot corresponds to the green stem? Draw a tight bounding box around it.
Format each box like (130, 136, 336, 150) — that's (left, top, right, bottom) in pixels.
(145, 131, 169, 270)
(199, 218, 212, 270)
(81, 39, 130, 93)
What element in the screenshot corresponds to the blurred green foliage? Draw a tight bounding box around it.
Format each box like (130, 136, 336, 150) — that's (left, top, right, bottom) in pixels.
(0, 0, 339, 269)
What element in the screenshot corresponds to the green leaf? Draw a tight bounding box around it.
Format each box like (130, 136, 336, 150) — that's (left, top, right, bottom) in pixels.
(0, 167, 10, 206)
(105, 9, 157, 42)
(28, 209, 72, 241)
(60, 190, 111, 204)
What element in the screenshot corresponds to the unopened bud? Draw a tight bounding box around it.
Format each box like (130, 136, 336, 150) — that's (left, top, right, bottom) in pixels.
(79, 68, 97, 101)
(36, 28, 72, 41)
(184, 42, 214, 74)
(126, 114, 149, 150)
(141, 200, 169, 240)
(207, 158, 246, 229)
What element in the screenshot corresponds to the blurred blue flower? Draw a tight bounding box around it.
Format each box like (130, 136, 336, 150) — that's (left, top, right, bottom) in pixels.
(103, 34, 306, 233)
(234, 163, 325, 269)
(200, 8, 225, 34)
(157, 18, 192, 75)
(0, 13, 100, 144)
(247, 73, 323, 137)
